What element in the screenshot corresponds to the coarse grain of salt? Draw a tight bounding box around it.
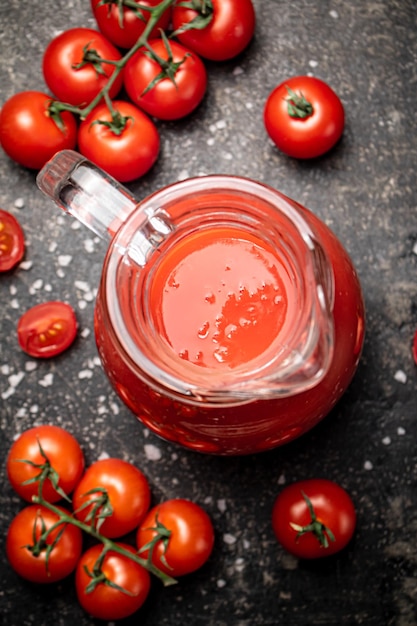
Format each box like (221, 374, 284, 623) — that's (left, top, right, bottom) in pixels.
(394, 370, 407, 384)
(278, 474, 286, 485)
(19, 260, 33, 271)
(144, 444, 162, 461)
(397, 426, 406, 435)
(223, 533, 237, 545)
(217, 499, 227, 513)
(1, 364, 11, 375)
(110, 402, 119, 415)
(98, 450, 110, 460)
(9, 371, 25, 388)
(235, 558, 245, 572)
(233, 66, 244, 76)
(10, 299, 19, 309)
(80, 327, 91, 338)
(2, 387, 15, 400)
(206, 137, 215, 146)
(97, 405, 108, 415)
(58, 255, 72, 267)
(14, 197, 25, 209)
(78, 369, 93, 379)
(39, 373, 54, 387)
(16, 407, 27, 417)
(330, 9, 339, 18)
(49, 241, 58, 253)
(245, 101, 253, 109)
(44, 284, 52, 292)
(309, 60, 318, 68)
(10, 285, 17, 295)
(75, 280, 91, 292)
(71, 220, 81, 230)
(25, 361, 37, 372)
(56, 268, 65, 278)
(84, 239, 95, 253)
(382, 436, 391, 445)
(217, 579, 227, 588)
(30, 404, 39, 413)
(364, 460, 373, 471)
(78, 300, 87, 310)
(412, 242, 417, 255)
(216, 119, 227, 130)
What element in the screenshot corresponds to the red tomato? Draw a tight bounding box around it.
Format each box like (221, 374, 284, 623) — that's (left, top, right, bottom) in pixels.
(264, 76, 345, 159)
(0, 91, 77, 170)
(72, 458, 151, 538)
(6, 504, 83, 583)
(124, 38, 207, 120)
(0, 209, 25, 272)
(17, 301, 78, 358)
(42, 28, 123, 106)
(136, 498, 214, 576)
(91, 0, 172, 49)
(172, 0, 256, 61)
(77, 100, 160, 182)
(272, 479, 356, 559)
(7, 425, 85, 503)
(76, 543, 151, 620)
(413, 329, 417, 366)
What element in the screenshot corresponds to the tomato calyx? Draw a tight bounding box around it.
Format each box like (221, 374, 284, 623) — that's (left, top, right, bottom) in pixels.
(72, 43, 119, 77)
(73, 487, 114, 532)
(141, 31, 189, 96)
(137, 513, 173, 570)
(91, 108, 133, 136)
(15, 439, 71, 503)
(289, 491, 336, 549)
(171, 0, 213, 37)
(285, 87, 314, 119)
(83, 545, 137, 596)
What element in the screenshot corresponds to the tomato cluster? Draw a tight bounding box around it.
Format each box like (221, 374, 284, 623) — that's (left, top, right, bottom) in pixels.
(6, 425, 215, 620)
(0, 0, 256, 182)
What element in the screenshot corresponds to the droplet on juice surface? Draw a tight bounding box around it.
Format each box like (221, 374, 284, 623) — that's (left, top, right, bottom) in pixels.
(197, 321, 210, 339)
(214, 346, 229, 363)
(178, 349, 189, 360)
(204, 292, 216, 304)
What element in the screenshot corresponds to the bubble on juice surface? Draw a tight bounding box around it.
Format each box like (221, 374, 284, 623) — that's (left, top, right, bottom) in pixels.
(198, 321, 210, 339)
(204, 292, 216, 303)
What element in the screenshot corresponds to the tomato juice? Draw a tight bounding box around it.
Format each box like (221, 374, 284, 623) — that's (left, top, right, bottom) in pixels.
(94, 177, 365, 455)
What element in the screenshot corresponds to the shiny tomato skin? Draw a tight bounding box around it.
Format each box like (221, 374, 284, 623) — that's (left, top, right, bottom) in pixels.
(17, 301, 78, 358)
(42, 28, 123, 106)
(7, 425, 85, 503)
(6, 504, 83, 583)
(124, 39, 207, 120)
(0, 209, 25, 272)
(76, 543, 151, 620)
(172, 0, 256, 61)
(272, 479, 356, 559)
(72, 458, 151, 538)
(264, 76, 345, 159)
(0, 91, 77, 170)
(136, 498, 214, 577)
(91, 0, 172, 49)
(77, 100, 160, 182)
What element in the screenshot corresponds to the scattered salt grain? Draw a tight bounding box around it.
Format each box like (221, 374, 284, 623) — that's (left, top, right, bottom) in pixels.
(78, 369, 93, 379)
(98, 450, 110, 460)
(49, 241, 58, 253)
(330, 9, 339, 18)
(1, 364, 11, 375)
(14, 197, 25, 209)
(25, 361, 37, 372)
(9, 372, 25, 388)
(39, 373, 54, 387)
(364, 460, 373, 471)
(394, 370, 407, 384)
(10, 299, 19, 309)
(233, 66, 244, 76)
(58, 255, 72, 267)
(84, 239, 95, 253)
(412, 242, 417, 256)
(382, 436, 391, 446)
(217, 579, 227, 588)
(19, 260, 33, 271)
(30, 404, 39, 413)
(277, 474, 286, 485)
(81, 328, 91, 338)
(217, 499, 227, 513)
(397, 427, 406, 436)
(144, 444, 162, 461)
(216, 119, 227, 130)
(31, 279, 43, 290)
(223, 533, 237, 545)
(309, 60, 318, 68)
(235, 558, 245, 572)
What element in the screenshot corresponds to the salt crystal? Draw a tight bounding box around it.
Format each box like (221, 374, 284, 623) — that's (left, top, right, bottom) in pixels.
(78, 369, 93, 379)
(78, 300, 87, 310)
(10, 285, 17, 295)
(75, 280, 91, 292)
(19, 260, 33, 271)
(223, 533, 237, 545)
(144, 443, 162, 461)
(278, 474, 286, 485)
(217, 579, 227, 588)
(25, 361, 37, 372)
(1, 364, 11, 375)
(394, 370, 407, 384)
(382, 436, 391, 445)
(49, 241, 58, 253)
(1, 387, 15, 400)
(9, 372, 25, 387)
(217, 499, 227, 513)
(233, 66, 244, 76)
(31, 279, 43, 290)
(364, 460, 373, 470)
(39, 373, 54, 387)
(309, 60, 318, 68)
(397, 426, 406, 435)
(412, 242, 417, 255)
(216, 119, 227, 130)
(81, 328, 91, 338)
(84, 239, 95, 253)
(98, 451, 110, 460)
(14, 197, 25, 208)
(330, 9, 339, 18)
(58, 255, 72, 267)
(10, 299, 19, 309)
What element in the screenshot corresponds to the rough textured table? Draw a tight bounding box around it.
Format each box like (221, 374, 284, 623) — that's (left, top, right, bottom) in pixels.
(1, 1, 416, 625)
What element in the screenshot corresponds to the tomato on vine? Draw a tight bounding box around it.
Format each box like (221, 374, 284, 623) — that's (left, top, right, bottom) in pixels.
(75, 543, 151, 620)
(72, 457, 151, 538)
(264, 76, 345, 159)
(91, 0, 172, 49)
(7, 425, 84, 504)
(77, 100, 160, 182)
(171, 0, 256, 61)
(42, 28, 124, 106)
(6, 504, 83, 583)
(136, 498, 214, 576)
(17, 301, 78, 358)
(0, 209, 25, 272)
(124, 36, 207, 120)
(0, 91, 77, 170)
(272, 478, 356, 559)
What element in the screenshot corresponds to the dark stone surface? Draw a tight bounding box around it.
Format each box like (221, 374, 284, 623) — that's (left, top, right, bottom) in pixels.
(1, 1, 416, 624)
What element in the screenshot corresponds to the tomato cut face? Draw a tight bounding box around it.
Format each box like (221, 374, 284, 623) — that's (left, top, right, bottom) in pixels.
(0, 209, 25, 272)
(17, 301, 78, 358)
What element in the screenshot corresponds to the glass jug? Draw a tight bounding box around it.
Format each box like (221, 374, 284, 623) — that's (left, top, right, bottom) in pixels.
(37, 150, 365, 455)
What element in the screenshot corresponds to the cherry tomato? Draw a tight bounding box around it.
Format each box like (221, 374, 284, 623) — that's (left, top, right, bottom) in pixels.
(264, 76, 345, 159)
(413, 329, 417, 366)
(6, 504, 83, 583)
(7, 425, 85, 503)
(272, 478, 356, 559)
(136, 498, 214, 577)
(76, 543, 151, 620)
(17, 301, 78, 358)
(0, 209, 25, 272)
(72, 458, 151, 538)
(42, 28, 123, 106)
(91, 0, 172, 49)
(124, 38, 207, 120)
(0, 91, 77, 170)
(77, 100, 160, 182)
(172, 0, 256, 61)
